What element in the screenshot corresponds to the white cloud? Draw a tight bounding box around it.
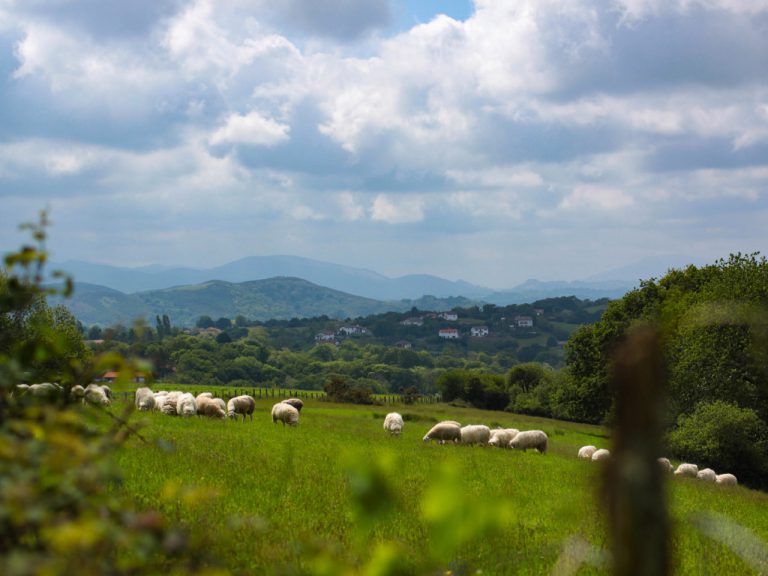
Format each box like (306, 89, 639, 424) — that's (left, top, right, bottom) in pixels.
(336, 191, 366, 221)
(209, 110, 290, 147)
(446, 166, 544, 188)
(560, 185, 635, 211)
(370, 194, 425, 224)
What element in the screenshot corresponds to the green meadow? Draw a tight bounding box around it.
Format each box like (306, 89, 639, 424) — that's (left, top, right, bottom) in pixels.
(112, 397, 768, 575)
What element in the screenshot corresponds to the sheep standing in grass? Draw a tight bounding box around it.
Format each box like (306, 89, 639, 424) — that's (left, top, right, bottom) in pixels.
(272, 402, 299, 426)
(196, 396, 227, 419)
(578, 445, 597, 460)
(509, 430, 548, 453)
(153, 393, 168, 411)
(281, 398, 304, 412)
(383, 412, 404, 436)
(716, 473, 738, 486)
(591, 448, 610, 461)
(674, 463, 699, 478)
(135, 387, 156, 411)
(176, 392, 197, 417)
(423, 421, 461, 444)
(71, 384, 86, 401)
(161, 391, 182, 415)
(28, 382, 63, 400)
(488, 428, 519, 448)
(461, 425, 491, 445)
(228, 395, 256, 421)
(658, 457, 673, 473)
(84, 384, 111, 406)
(697, 468, 717, 482)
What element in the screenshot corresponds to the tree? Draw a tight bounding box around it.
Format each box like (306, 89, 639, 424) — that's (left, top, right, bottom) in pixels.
(196, 315, 215, 329)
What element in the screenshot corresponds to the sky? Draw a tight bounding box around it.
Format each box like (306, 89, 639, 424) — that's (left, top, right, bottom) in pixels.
(0, 0, 767, 289)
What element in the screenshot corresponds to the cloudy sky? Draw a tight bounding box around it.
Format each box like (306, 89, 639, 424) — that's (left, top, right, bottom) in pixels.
(1, 0, 766, 288)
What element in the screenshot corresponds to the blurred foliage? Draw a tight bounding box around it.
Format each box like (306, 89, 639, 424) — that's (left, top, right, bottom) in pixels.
(0, 213, 224, 575)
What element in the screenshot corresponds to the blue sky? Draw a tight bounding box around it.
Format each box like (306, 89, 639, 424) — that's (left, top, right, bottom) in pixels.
(1, 0, 766, 289)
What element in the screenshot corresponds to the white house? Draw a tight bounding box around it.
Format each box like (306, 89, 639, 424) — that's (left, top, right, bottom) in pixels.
(439, 328, 460, 339)
(515, 316, 534, 328)
(400, 317, 424, 326)
(470, 326, 489, 337)
(338, 325, 369, 336)
(315, 330, 337, 342)
(438, 312, 458, 321)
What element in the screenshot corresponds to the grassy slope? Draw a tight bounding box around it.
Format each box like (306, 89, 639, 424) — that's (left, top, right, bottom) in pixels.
(112, 399, 768, 575)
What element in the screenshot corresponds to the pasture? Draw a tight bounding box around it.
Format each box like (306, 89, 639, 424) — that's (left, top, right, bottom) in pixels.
(111, 397, 768, 574)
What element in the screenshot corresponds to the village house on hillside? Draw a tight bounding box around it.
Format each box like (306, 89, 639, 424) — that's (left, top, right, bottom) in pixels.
(394, 340, 412, 349)
(438, 328, 460, 339)
(470, 326, 489, 337)
(514, 315, 534, 328)
(438, 311, 458, 321)
(315, 330, 337, 343)
(400, 317, 424, 326)
(338, 325, 369, 336)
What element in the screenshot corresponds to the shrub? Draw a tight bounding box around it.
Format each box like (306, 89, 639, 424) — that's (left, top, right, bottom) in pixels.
(667, 400, 768, 487)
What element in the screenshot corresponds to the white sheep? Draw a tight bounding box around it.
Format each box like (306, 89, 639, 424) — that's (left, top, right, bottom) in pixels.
(578, 445, 597, 460)
(423, 421, 461, 444)
(135, 387, 156, 411)
(461, 425, 491, 446)
(591, 448, 610, 461)
(28, 382, 63, 400)
(509, 430, 548, 453)
(716, 473, 738, 486)
(488, 428, 519, 448)
(196, 396, 227, 419)
(674, 463, 699, 478)
(383, 412, 404, 436)
(101, 385, 113, 400)
(658, 457, 673, 473)
(71, 384, 86, 401)
(153, 392, 168, 411)
(697, 468, 717, 482)
(195, 392, 213, 402)
(84, 383, 111, 406)
(176, 392, 197, 417)
(228, 395, 256, 421)
(160, 391, 183, 415)
(272, 402, 299, 426)
(281, 398, 304, 412)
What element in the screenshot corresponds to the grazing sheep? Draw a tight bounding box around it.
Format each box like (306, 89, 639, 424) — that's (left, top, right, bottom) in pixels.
(578, 445, 597, 460)
(27, 382, 63, 400)
(461, 425, 491, 446)
(443, 420, 462, 427)
(176, 392, 197, 417)
(160, 391, 182, 415)
(657, 457, 673, 473)
(135, 387, 156, 411)
(101, 385, 113, 400)
(196, 396, 227, 419)
(591, 448, 610, 461)
(272, 402, 299, 426)
(383, 412, 404, 436)
(716, 473, 738, 486)
(488, 428, 519, 447)
(422, 421, 461, 444)
(84, 383, 111, 406)
(697, 468, 717, 482)
(281, 398, 304, 412)
(214, 397, 226, 411)
(153, 393, 168, 411)
(674, 463, 699, 478)
(227, 395, 256, 421)
(509, 430, 548, 453)
(195, 392, 213, 403)
(71, 384, 86, 401)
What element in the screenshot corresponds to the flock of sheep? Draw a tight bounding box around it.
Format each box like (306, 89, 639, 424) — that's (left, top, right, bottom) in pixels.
(577, 445, 738, 486)
(134, 387, 304, 425)
(13, 384, 740, 487)
(383, 415, 549, 452)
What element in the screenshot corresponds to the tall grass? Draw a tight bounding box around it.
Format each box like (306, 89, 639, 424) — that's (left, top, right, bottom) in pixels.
(112, 399, 768, 574)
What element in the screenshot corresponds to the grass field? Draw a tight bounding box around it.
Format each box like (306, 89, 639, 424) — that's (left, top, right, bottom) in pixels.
(111, 397, 768, 575)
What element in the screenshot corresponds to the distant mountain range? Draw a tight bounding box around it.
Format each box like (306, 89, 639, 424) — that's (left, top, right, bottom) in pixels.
(44, 254, 704, 326)
(52, 278, 478, 326)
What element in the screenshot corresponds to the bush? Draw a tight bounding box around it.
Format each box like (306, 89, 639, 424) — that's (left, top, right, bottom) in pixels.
(667, 400, 768, 487)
